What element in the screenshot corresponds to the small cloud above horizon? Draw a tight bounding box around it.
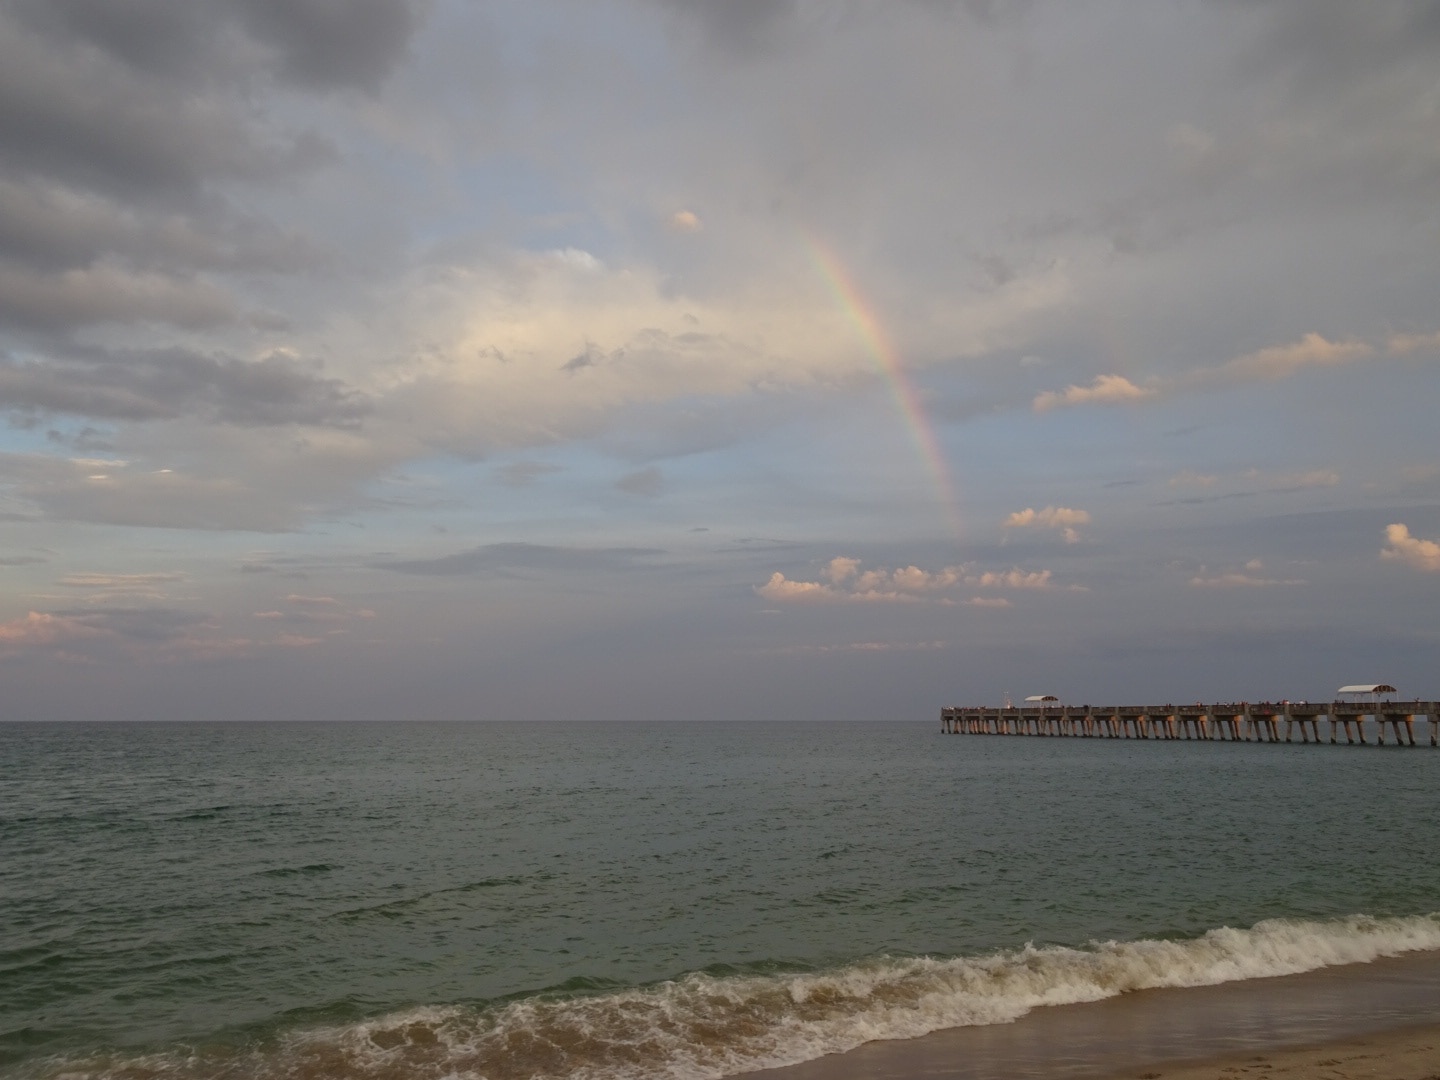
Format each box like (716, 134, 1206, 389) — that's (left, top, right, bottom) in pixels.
(668, 210, 703, 232)
(756, 556, 1083, 605)
(1034, 374, 1155, 412)
(1003, 506, 1091, 543)
(1381, 524, 1440, 572)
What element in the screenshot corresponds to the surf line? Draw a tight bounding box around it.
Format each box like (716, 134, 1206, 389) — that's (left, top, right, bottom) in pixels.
(806, 237, 964, 540)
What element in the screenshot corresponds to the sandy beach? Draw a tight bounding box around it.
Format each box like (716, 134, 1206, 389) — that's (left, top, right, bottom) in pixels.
(1112, 1023, 1440, 1080)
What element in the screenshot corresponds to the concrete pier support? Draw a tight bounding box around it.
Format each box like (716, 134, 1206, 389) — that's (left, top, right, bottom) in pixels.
(1332, 708, 1368, 744)
(1245, 708, 1283, 742)
(1210, 712, 1242, 740)
(1379, 712, 1417, 746)
(1177, 713, 1209, 740)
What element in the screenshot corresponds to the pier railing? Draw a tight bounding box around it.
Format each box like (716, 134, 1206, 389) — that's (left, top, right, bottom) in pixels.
(939, 702, 1440, 745)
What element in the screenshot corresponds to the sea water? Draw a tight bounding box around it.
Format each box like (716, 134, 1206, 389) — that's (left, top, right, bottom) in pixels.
(2, 721, 1437, 1080)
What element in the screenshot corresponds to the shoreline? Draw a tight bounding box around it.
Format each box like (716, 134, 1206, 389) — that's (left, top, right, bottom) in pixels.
(736, 949, 1440, 1080)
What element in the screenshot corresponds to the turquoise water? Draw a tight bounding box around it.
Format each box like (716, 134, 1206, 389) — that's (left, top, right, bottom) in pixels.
(2, 721, 1438, 1079)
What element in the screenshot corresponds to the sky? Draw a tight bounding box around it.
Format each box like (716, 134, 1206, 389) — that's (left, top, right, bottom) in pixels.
(2, 0, 1439, 721)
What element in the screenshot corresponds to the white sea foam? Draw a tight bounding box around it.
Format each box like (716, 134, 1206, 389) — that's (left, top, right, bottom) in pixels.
(50, 913, 1440, 1080)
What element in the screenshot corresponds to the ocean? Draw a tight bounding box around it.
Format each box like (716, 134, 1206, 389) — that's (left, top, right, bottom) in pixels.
(2, 720, 1438, 1080)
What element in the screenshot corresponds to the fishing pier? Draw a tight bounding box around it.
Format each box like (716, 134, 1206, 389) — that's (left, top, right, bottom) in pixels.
(941, 699, 1440, 745)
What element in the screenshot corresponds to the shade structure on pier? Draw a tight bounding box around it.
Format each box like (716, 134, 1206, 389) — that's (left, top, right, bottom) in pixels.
(1024, 695, 1059, 702)
(1337, 684, 1397, 695)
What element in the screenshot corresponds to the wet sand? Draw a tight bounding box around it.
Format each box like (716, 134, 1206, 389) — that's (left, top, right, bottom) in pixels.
(1108, 1024, 1440, 1080)
(739, 950, 1440, 1080)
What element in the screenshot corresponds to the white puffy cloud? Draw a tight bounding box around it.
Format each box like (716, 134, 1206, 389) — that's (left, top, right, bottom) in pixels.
(1381, 523, 1440, 572)
(1003, 506, 1091, 543)
(755, 572, 838, 602)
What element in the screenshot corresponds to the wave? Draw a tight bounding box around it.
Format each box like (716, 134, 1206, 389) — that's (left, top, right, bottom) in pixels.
(33, 913, 1440, 1080)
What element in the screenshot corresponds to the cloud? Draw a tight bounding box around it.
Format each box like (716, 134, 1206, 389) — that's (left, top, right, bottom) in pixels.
(756, 558, 1081, 604)
(273, 632, 325, 648)
(1003, 505, 1091, 543)
(56, 570, 185, 602)
(254, 593, 375, 624)
(1381, 523, 1440, 572)
(1189, 559, 1304, 587)
(772, 639, 951, 655)
(2, 1, 1440, 713)
(1270, 469, 1340, 491)
(0, 175, 318, 277)
(494, 461, 562, 488)
(228, 0, 423, 93)
(1003, 506, 1090, 529)
(1160, 466, 1341, 506)
(616, 467, 664, 497)
(0, 262, 240, 332)
(0, 415, 408, 533)
(1033, 331, 1418, 418)
(1168, 471, 1217, 488)
(0, 610, 105, 646)
(378, 543, 665, 577)
(11, 0, 422, 101)
(1033, 374, 1156, 412)
(0, 347, 370, 426)
(653, 0, 800, 55)
(2, 454, 302, 532)
(47, 606, 213, 642)
(964, 596, 1012, 608)
(965, 568, 1068, 590)
(0, 605, 221, 662)
(755, 572, 839, 602)
(1387, 331, 1440, 355)
(560, 342, 608, 374)
(1216, 333, 1373, 382)
(0, 6, 327, 202)
(375, 230, 1071, 463)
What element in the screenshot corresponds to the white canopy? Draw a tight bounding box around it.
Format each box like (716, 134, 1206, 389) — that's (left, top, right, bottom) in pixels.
(1337, 684, 1396, 694)
(1024, 694, 1059, 702)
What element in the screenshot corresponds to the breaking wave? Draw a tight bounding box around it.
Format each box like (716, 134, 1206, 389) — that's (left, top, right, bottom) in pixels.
(34, 913, 1440, 1080)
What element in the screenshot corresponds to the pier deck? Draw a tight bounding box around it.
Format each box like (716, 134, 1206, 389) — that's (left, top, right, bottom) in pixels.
(941, 702, 1440, 745)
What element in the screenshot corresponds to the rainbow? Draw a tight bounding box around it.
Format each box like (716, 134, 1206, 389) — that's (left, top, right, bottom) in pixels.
(807, 238, 964, 539)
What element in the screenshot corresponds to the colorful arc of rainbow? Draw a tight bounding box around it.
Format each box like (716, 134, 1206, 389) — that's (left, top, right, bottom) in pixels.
(807, 240, 963, 539)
